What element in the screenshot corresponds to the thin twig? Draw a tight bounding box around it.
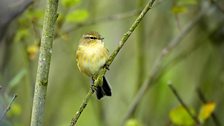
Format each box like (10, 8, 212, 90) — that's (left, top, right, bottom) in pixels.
(120, 7, 206, 125)
(0, 94, 17, 121)
(69, 0, 157, 126)
(168, 83, 200, 125)
(197, 88, 222, 126)
(61, 9, 139, 37)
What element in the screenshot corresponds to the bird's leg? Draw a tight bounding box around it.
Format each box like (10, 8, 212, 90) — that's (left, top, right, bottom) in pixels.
(91, 85, 97, 92)
(90, 77, 97, 92)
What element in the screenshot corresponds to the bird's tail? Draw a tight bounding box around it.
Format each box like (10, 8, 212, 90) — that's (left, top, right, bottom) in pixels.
(95, 76, 112, 100)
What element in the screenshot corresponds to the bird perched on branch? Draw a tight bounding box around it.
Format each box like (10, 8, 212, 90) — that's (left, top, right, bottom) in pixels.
(76, 31, 112, 99)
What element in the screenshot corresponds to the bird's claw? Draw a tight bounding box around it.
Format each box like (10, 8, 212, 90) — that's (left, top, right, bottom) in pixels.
(91, 85, 97, 92)
(104, 64, 110, 70)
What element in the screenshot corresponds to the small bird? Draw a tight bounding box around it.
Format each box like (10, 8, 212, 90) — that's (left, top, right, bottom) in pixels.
(76, 31, 112, 99)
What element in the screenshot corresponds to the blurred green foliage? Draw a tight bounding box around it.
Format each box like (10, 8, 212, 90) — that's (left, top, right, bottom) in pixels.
(171, 0, 198, 14)
(7, 103, 22, 117)
(125, 119, 142, 126)
(8, 69, 27, 90)
(0, 0, 224, 126)
(61, 0, 80, 7)
(169, 102, 216, 125)
(169, 106, 195, 126)
(175, 0, 198, 5)
(65, 10, 89, 23)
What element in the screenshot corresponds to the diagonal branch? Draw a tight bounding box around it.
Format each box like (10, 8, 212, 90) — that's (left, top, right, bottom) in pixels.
(69, 0, 157, 126)
(168, 83, 200, 125)
(0, 94, 17, 121)
(120, 7, 207, 125)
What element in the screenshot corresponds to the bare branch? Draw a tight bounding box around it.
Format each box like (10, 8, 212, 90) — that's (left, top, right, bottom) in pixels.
(168, 83, 200, 125)
(0, 94, 17, 121)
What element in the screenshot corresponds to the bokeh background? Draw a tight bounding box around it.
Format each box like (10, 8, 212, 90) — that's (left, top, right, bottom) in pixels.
(0, 0, 224, 126)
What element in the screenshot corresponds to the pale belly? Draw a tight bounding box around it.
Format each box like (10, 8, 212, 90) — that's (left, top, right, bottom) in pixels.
(76, 45, 109, 76)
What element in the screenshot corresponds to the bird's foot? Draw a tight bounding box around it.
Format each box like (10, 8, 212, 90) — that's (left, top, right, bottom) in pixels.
(91, 85, 97, 92)
(103, 63, 110, 70)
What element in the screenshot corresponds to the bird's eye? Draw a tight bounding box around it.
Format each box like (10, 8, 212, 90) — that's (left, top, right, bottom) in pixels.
(90, 37, 96, 39)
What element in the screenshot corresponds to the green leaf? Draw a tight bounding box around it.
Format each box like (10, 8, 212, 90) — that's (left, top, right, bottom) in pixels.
(61, 0, 80, 7)
(7, 103, 21, 117)
(172, 6, 188, 14)
(176, 0, 198, 6)
(169, 106, 195, 126)
(18, 9, 43, 25)
(172, 0, 198, 14)
(66, 10, 89, 23)
(14, 29, 29, 42)
(29, 10, 44, 20)
(198, 102, 216, 123)
(27, 43, 39, 60)
(125, 119, 142, 126)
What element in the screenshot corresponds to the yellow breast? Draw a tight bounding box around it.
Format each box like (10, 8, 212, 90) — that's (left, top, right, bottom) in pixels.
(76, 42, 109, 77)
